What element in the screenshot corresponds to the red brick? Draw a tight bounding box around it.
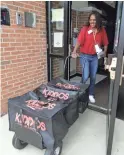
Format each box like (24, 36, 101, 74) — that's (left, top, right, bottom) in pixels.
(24, 4, 34, 9)
(1, 103, 8, 115)
(9, 34, 21, 38)
(17, 61, 28, 66)
(3, 38, 16, 42)
(1, 43, 10, 47)
(2, 84, 14, 90)
(23, 57, 32, 61)
(1, 81, 8, 87)
(2, 68, 13, 74)
(4, 55, 17, 60)
(2, 92, 15, 99)
(1, 34, 9, 37)
(13, 1, 25, 7)
(10, 43, 22, 47)
(11, 58, 23, 63)
(2, 29, 15, 33)
(6, 4, 18, 10)
(22, 42, 31, 46)
(4, 47, 16, 51)
(15, 29, 26, 33)
(16, 38, 26, 42)
(1, 60, 11, 65)
(2, 77, 13, 83)
(6, 71, 18, 77)
(16, 47, 26, 50)
(1, 52, 11, 56)
(12, 73, 24, 79)
(18, 7, 28, 12)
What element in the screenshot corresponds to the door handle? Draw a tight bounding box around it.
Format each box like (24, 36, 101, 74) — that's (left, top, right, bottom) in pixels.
(109, 57, 117, 80)
(104, 54, 117, 80)
(68, 44, 71, 56)
(105, 56, 124, 82)
(120, 56, 124, 85)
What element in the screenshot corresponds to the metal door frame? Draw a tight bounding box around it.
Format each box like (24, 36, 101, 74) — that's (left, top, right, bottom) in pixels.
(46, 1, 72, 81)
(106, 2, 124, 155)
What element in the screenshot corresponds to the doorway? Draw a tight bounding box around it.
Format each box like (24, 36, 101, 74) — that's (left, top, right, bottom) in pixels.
(46, 1, 71, 81)
(70, 1, 117, 113)
(46, 1, 124, 155)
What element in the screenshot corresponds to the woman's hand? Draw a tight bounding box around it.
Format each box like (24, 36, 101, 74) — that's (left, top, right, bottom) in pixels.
(71, 52, 79, 58)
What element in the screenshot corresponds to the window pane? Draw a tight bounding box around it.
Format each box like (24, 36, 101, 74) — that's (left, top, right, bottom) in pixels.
(50, 2, 64, 55)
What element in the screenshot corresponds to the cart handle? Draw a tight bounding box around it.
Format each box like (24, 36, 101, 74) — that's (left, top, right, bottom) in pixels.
(64, 55, 81, 77)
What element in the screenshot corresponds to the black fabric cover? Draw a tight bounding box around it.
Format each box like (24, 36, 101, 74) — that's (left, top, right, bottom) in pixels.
(34, 84, 79, 126)
(8, 91, 68, 150)
(8, 78, 89, 152)
(48, 77, 89, 113)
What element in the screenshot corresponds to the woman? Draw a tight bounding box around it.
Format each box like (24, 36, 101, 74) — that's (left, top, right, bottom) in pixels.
(72, 11, 109, 103)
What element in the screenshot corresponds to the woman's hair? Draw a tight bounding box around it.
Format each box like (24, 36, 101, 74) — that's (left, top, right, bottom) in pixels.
(87, 11, 102, 30)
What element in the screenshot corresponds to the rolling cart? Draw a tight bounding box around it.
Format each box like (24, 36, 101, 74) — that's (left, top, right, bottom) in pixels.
(8, 56, 89, 155)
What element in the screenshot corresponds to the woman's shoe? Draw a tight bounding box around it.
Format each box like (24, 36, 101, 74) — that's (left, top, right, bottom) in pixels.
(89, 95, 95, 103)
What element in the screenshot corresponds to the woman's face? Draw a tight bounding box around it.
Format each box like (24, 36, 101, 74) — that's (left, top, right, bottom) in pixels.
(89, 14, 96, 28)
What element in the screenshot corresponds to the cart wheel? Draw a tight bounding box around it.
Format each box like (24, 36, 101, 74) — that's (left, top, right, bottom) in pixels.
(12, 134, 28, 149)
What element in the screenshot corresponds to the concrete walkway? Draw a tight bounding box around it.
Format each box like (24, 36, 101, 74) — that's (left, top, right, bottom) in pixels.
(0, 109, 124, 155)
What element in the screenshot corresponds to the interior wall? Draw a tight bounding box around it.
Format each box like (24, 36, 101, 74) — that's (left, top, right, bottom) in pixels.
(70, 1, 89, 75)
(71, 8, 90, 74)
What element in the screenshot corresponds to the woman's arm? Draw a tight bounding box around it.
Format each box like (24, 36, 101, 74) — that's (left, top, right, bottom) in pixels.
(72, 41, 80, 54)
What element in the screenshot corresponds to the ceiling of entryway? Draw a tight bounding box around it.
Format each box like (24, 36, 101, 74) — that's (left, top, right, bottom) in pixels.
(72, 1, 88, 10)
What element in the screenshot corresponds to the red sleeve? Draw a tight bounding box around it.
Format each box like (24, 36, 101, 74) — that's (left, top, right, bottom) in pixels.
(77, 26, 87, 45)
(102, 27, 109, 46)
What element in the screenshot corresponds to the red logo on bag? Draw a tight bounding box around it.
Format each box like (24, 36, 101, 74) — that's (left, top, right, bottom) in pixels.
(42, 88, 69, 100)
(56, 83, 80, 90)
(15, 113, 46, 131)
(25, 100, 56, 110)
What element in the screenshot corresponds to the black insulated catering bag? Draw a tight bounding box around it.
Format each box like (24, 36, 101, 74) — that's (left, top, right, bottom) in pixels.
(8, 91, 69, 150)
(48, 77, 89, 113)
(34, 84, 79, 126)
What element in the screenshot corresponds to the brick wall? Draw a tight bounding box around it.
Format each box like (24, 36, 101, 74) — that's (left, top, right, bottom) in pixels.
(72, 10, 76, 36)
(1, 1, 47, 115)
(51, 58, 64, 79)
(72, 10, 90, 37)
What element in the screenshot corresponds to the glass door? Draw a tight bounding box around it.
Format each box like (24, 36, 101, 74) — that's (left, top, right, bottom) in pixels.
(106, 2, 124, 155)
(46, 1, 72, 81)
